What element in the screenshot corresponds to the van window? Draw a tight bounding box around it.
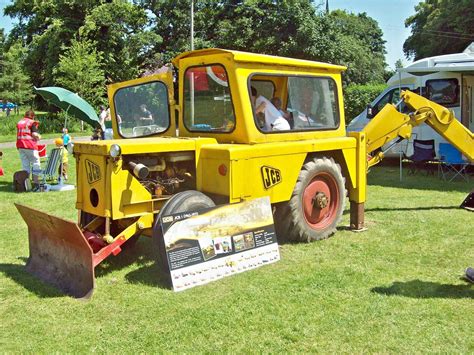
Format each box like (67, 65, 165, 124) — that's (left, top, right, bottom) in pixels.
(371, 87, 410, 117)
(426, 79, 459, 106)
(184, 64, 235, 132)
(113, 81, 170, 138)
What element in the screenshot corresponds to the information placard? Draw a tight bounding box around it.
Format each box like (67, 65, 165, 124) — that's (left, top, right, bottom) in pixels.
(160, 197, 280, 291)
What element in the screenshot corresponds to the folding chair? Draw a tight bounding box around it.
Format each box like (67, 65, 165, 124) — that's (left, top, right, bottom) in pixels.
(438, 143, 470, 182)
(405, 139, 437, 175)
(37, 147, 62, 183)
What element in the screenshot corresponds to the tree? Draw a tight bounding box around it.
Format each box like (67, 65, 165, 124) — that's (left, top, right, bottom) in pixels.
(54, 38, 106, 109)
(79, 1, 161, 82)
(325, 10, 387, 85)
(0, 41, 34, 108)
(404, 0, 474, 60)
(4, 0, 160, 87)
(395, 59, 404, 69)
(142, 0, 387, 85)
(0, 29, 5, 60)
(4, 0, 96, 87)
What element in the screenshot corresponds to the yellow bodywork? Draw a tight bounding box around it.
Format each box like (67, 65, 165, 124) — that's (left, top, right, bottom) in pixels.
(90, 48, 367, 245)
(71, 50, 474, 244)
(18, 48, 474, 298)
(364, 90, 473, 168)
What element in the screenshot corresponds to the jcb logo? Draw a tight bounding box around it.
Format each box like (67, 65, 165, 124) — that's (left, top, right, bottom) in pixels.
(85, 160, 101, 184)
(261, 166, 282, 189)
(162, 216, 173, 223)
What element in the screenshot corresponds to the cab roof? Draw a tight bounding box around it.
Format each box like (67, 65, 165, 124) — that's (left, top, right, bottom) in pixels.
(172, 48, 347, 72)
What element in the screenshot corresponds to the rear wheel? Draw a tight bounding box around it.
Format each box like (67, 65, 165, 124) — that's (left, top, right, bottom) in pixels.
(275, 157, 346, 242)
(152, 190, 216, 271)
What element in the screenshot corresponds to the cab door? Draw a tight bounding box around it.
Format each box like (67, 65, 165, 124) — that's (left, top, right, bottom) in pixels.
(107, 67, 176, 139)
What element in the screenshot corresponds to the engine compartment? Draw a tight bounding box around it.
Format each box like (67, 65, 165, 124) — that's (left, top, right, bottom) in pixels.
(122, 151, 196, 198)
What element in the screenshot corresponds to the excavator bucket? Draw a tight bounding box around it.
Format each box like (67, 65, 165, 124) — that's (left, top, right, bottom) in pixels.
(460, 190, 474, 211)
(15, 204, 95, 299)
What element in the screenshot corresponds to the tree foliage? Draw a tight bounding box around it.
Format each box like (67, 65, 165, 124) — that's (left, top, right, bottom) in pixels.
(0, 41, 34, 106)
(142, 0, 387, 85)
(4, 0, 159, 87)
(2, 0, 389, 108)
(79, 1, 161, 82)
(344, 83, 387, 123)
(4, 0, 95, 87)
(54, 39, 106, 108)
(403, 0, 474, 60)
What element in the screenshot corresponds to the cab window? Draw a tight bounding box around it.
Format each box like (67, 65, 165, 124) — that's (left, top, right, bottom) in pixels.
(250, 75, 339, 132)
(426, 79, 459, 106)
(251, 80, 275, 100)
(113, 81, 170, 138)
(184, 64, 235, 132)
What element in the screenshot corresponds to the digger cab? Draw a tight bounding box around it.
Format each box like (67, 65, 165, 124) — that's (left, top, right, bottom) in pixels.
(107, 49, 347, 144)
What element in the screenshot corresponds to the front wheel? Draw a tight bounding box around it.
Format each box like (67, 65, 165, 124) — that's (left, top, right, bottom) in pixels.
(152, 190, 216, 271)
(275, 157, 346, 242)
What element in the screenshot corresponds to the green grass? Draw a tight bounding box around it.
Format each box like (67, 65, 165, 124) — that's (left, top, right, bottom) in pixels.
(0, 148, 472, 352)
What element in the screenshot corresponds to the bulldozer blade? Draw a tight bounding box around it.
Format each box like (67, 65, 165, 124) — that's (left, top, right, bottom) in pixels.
(460, 190, 474, 211)
(15, 203, 95, 299)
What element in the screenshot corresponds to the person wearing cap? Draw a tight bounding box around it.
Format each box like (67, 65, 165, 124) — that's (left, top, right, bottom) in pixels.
(16, 110, 41, 190)
(55, 138, 68, 181)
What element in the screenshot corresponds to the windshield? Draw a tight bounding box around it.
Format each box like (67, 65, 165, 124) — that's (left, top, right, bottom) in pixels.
(184, 64, 235, 132)
(113, 81, 170, 138)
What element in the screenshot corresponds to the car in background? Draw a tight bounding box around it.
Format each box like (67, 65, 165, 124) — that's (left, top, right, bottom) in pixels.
(1, 102, 17, 110)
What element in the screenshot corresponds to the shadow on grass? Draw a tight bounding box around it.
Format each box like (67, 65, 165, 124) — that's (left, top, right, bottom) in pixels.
(368, 166, 472, 193)
(342, 205, 461, 216)
(372, 279, 474, 299)
(0, 262, 63, 298)
(125, 264, 172, 290)
(95, 237, 171, 289)
(2, 238, 171, 296)
(0, 181, 15, 193)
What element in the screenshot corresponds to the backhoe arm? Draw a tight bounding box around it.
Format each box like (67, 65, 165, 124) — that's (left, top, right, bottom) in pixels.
(363, 90, 474, 168)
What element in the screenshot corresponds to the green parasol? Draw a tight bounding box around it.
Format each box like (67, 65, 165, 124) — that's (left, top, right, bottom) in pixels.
(35, 86, 101, 128)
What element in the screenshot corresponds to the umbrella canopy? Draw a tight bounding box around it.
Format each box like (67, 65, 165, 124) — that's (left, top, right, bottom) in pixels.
(35, 86, 101, 128)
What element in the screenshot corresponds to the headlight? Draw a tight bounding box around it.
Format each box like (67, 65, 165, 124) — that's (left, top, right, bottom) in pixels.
(67, 142, 74, 154)
(110, 144, 122, 158)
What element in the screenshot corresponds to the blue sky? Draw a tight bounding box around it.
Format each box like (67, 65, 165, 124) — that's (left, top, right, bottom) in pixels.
(328, 0, 420, 68)
(0, 0, 419, 69)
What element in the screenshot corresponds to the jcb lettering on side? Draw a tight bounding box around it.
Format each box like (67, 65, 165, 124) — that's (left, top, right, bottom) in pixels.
(261, 166, 282, 189)
(85, 160, 101, 184)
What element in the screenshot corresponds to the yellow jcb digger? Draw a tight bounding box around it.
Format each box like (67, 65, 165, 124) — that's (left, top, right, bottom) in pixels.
(15, 49, 473, 298)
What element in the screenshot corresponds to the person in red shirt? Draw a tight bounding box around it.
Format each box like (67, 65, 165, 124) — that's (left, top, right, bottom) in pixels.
(16, 110, 41, 190)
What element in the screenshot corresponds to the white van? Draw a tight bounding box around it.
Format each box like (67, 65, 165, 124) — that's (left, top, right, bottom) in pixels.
(347, 42, 474, 157)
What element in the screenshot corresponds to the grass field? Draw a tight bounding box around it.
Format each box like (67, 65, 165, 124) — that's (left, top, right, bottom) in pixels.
(0, 146, 472, 352)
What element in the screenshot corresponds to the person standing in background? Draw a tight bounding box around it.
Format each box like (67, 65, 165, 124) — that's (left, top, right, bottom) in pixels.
(99, 105, 108, 140)
(54, 138, 68, 181)
(16, 110, 41, 191)
(62, 127, 71, 148)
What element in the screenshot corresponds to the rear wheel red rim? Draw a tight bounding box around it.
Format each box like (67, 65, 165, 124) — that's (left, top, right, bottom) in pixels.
(302, 172, 339, 230)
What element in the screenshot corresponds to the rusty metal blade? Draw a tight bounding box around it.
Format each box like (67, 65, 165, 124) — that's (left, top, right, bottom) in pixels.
(15, 203, 95, 299)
